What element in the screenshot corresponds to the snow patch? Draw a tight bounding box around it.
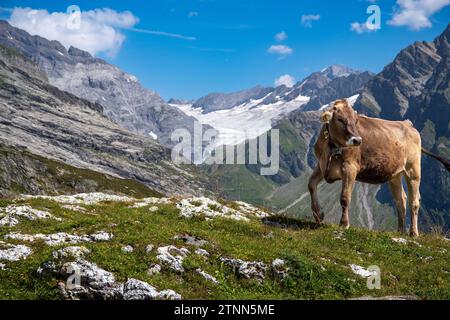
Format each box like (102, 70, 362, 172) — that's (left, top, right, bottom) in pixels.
(173, 96, 309, 147)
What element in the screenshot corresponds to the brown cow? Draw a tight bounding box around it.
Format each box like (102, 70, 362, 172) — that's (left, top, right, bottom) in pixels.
(308, 99, 450, 237)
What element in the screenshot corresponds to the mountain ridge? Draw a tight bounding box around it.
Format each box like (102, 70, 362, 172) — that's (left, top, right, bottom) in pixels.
(0, 20, 205, 147)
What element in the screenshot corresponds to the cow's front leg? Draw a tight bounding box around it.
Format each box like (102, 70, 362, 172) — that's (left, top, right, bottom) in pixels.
(340, 163, 357, 229)
(308, 166, 324, 224)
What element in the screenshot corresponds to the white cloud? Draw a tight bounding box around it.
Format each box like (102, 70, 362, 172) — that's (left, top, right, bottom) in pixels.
(274, 31, 287, 42)
(274, 74, 295, 88)
(301, 14, 320, 28)
(268, 44, 293, 56)
(388, 0, 450, 30)
(8, 7, 138, 57)
(350, 21, 377, 34)
(188, 11, 198, 18)
(7, 7, 197, 58)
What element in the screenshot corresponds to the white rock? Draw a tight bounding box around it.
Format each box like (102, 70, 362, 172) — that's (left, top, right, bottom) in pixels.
(145, 245, 154, 253)
(391, 237, 422, 247)
(196, 268, 219, 284)
(156, 245, 190, 273)
(391, 237, 408, 244)
(61, 205, 87, 212)
(5, 231, 113, 246)
(272, 259, 289, 279)
(0, 205, 61, 226)
(52, 246, 90, 260)
(349, 264, 377, 278)
(129, 197, 170, 208)
(121, 245, 134, 253)
(195, 248, 210, 257)
(0, 215, 19, 227)
(61, 259, 116, 285)
(177, 197, 268, 221)
(147, 264, 161, 276)
(220, 257, 267, 280)
(0, 242, 33, 261)
(89, 231, 114, 242)
(122, 279, 182, 300)
(123, 278, 160, 300)
(22, 193, 135, 205)
(159, 289, 182, 300)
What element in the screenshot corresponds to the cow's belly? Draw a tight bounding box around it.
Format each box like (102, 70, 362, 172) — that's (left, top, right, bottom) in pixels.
(356, 168, 393, 184)
(357, 159, 403, 184)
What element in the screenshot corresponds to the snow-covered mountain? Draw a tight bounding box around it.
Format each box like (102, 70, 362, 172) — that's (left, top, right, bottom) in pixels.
(171, 65, 373, 147)
(171, 95, 309, 146)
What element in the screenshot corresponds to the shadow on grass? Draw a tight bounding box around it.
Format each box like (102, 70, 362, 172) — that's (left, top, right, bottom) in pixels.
(262, 215, 325, 230)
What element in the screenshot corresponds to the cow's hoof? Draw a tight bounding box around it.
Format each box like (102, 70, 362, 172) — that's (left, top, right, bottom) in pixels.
(313, 213, 324, 225)
(339, 221, 350, 230)
(409, 230, 419, 238)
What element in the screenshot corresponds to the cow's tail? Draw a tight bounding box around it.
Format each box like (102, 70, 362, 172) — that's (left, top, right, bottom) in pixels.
(421, 148, 450, 172)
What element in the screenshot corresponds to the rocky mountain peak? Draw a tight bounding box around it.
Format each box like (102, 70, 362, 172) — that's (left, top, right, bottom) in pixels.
(68, 46, 93, 59)
(0, 20, 203, 147)
(320, 64, 359, 79)
(434, 23, 450, 57)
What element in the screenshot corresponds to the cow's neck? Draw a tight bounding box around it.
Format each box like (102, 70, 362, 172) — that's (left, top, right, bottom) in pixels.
(325, 124, 342, 155)
(324, 123, 343, 177)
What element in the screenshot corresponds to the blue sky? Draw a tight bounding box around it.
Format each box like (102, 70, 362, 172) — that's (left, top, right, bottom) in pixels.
(1, 0, 449, 100)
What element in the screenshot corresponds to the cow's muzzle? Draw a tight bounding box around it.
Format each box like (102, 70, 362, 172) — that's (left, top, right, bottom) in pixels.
(346, 136, 362, 146)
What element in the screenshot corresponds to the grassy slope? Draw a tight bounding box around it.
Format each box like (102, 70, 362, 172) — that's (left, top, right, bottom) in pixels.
(0, 145, 161, 198)
(0, 198, 448, 300)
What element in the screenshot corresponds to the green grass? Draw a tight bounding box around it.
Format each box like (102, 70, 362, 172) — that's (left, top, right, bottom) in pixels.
(0, 198, 448, 300)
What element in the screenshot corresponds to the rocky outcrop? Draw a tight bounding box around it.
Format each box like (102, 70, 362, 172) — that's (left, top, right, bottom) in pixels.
(0, 241, 32, 261)
(0, 205, 61, 226)
(39, 249, 182, 300)
(0, 47, 208, 196)
(5, 231, 113, 246)
(0, 20, 203, 147)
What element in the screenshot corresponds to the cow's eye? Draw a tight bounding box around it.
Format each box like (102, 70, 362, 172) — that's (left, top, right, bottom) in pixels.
(337, 118, 345, 125)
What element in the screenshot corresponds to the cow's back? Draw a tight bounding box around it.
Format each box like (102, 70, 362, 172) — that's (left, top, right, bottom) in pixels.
(356, 116, 421, 184)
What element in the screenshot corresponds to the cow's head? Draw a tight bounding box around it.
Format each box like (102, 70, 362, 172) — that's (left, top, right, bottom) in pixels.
(320, 99, 362, 147)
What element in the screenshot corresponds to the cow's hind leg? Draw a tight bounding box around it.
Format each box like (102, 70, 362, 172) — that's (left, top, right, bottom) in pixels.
(405, 165, 421, 237)
(308, 166, 324, 224)
(340, 163, 357, 229)
(388, 173, 407, 233)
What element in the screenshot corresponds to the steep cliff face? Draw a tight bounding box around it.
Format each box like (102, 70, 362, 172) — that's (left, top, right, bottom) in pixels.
(354, 37, 443, 119)
(0, 45, 207, 197)
(0, 20, 201, 147)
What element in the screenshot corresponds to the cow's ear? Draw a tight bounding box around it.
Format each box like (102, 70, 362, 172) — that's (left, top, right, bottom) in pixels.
(320, 111, 333, 123)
